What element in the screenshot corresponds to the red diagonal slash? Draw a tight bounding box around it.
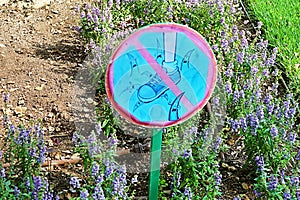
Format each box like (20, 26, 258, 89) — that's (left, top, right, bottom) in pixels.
(134, 40, 194, 111)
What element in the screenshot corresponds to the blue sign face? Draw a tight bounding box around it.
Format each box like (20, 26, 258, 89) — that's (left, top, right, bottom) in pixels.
(106, 23, 217, 128)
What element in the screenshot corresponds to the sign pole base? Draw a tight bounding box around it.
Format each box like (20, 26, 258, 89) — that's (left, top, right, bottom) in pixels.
(148, 128, 163, 200)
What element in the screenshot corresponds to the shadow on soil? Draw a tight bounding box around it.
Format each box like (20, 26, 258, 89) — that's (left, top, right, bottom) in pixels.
(33, 37, 86, 77)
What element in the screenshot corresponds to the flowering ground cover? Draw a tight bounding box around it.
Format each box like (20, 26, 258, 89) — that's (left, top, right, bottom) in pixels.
(0, 0, 299, 199)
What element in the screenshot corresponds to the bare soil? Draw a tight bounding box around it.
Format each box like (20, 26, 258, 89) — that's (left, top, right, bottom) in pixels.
(0, 1, 86, 198)
(0, 0, 85, 147)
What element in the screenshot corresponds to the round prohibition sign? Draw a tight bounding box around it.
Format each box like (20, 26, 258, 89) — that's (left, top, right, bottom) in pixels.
(106, 23, 217, 128)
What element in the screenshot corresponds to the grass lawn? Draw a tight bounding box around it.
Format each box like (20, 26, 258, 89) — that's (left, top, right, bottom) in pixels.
(246, 0, 300, 95)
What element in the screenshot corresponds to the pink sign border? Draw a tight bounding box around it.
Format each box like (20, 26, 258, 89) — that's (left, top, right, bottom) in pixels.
(106, 23, 217, 128)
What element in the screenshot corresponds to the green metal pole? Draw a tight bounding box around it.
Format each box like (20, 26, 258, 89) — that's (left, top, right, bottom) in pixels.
(149, 128, 163, 200)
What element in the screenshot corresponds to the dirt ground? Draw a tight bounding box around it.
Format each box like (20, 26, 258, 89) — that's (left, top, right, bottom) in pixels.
(0, 0, 86, 146)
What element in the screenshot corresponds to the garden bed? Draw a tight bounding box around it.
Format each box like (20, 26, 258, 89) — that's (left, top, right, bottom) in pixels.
(0, 0, 299, 199)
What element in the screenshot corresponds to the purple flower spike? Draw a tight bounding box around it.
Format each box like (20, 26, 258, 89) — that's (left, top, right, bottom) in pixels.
(279, 169, 285, 184)
(263, 69, 269, 77)
(283, 192, 291, 200)
(92, 7, 100, 16)
(264, 94, 272, 104)
(74, 5, 80, 13)
(212, 45, 219, 51)
(220, 17, 225, 24)
(225, 82, 232, 94)
(95, 174, 104, 184)
(214, 137, 222, 152)
(225, 69, 233, 78)
(176, 172, 181, 187)
(232, 25, 238, 34)
(251, 53, 258, 60)
(74, 26, 80, 33)
(289, 132, 296, 144)
(70, 177, 80, 189)
(270, 126, 278, 137)
(93, 184, 105, 199)
(80, 189, 89, 199)
(296, 191, 300, 200)
(295, 149, 300, 161)
(240, 30, 245, 36)
(241, 38, 248, 48)
(16, 128, 30, 145)
(14, 186, 20, 197)
(249, 114, 259, 130)
(1, 168, 5, 178)
(32, 176, 44, 200)
(109, 135, 118, 147)
(233, 90, 240, 103)
(108, 0, 113, 8)
(251, 66, 258, 75)
(240, 117, 247, 132)
(236, 52, 244, 64)
(80, 11, 85, 19)
(91, 162, 100, 177)
(214, 172, 222, 185)
(267, 103, 274, 115)
(95, 123, 102, 135)
(265, 58, 275, 66)
(3, 93, 9, 103)
(184, 187, 193, 200)
(256, 106, 264, 120)
(86, 12, 93, 22)
(85, 3, 91, 10)
(263, 40, 269, 48)
(229, 118, 240, 132)
(290, 176, 299, 187)
(268, 176, 278, 191)
(254, 189, 262, 197)
(221, 39, 228, 48)
(183, 149, 192, 159)
(255, 155, 264, 170)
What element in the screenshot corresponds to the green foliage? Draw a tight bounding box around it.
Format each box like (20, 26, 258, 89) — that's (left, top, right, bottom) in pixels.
(71, 130, 132, 199)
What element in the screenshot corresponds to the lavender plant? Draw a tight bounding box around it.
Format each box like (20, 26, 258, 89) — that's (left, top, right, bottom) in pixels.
(253, 154, 300, 199)
(74, 0, 299, 199)
(212, 0, 300, 168)
(1, 92, 132, 199)
(0, 93, 56, 199)
(208, 0, 300, 199)
(71, 126, 132, 199)
(73, 0, 227, 198)
(160, 124, 223, 199)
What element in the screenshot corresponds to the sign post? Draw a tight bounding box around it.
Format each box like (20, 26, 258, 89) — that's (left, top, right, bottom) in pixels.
(149, 129, 163, 199)
(106, 23, 217, 199)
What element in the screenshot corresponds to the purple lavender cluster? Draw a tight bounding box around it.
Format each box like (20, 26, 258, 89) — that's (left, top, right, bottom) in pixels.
(209, 0, 299, 198)
(69, 160, 129, 199)
(74, 0, 136, 52)
(74, 2, 113, 34)
(213, 0, 299, 171)
(71, 123, 130, 199)
(70, 0, 299, 199)
(0, 93, 57, 199)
